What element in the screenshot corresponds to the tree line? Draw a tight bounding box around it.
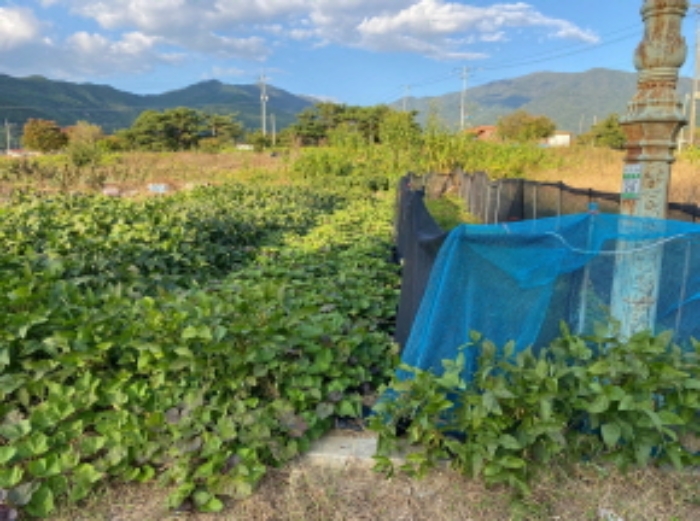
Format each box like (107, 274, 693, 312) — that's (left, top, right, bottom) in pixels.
(16, 102, 628, 157)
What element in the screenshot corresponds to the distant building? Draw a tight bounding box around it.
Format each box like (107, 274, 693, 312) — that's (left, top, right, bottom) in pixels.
(5, 149, 38, 158)
(545, 131, 573, 148)
(466, 125, 498, 141)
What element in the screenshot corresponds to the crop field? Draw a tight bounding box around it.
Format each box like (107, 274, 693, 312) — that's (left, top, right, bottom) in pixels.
(0, 160, 402, 518)
(531, 146, 700, 205)
(2, 141, 700, 520)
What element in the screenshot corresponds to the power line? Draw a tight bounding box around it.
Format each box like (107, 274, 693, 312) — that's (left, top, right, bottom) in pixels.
(385, 22, 644, 104)
(480, 24, 642, 72)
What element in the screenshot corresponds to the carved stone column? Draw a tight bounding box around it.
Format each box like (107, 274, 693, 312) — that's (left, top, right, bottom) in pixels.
(611, 0, 688, 339)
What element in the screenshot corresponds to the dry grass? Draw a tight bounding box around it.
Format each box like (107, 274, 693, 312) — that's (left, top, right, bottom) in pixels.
(531, 147, 700, 205)
(51, 459, 700, 521)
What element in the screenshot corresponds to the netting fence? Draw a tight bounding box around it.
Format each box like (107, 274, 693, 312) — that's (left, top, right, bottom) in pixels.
(417, 170, 700, 224)
(394, 171, 700, 354)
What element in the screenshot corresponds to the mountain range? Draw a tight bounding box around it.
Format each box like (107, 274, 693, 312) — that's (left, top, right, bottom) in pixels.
(0, 74, 314, 137)
(405, 68, 693, 134)
(0, 68, 692, 143)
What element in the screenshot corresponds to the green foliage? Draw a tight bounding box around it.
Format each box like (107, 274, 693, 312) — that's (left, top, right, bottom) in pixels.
(246, 130, 272, 153)
(121, 108, 218, 152)
(578, 114, 626, 150)
(371, 326, 700, 494)
(204, 113, 243, 143)
(65, 121, 104, 168)
(496, 110, 556, 143)
(379, 111, 422, 171)
(424, 195, 478, 229)
(290, 103, 402, 146)
(21, 119, 68, 153)
(678, 146, 700, 164)
(0, 183, 399, 517)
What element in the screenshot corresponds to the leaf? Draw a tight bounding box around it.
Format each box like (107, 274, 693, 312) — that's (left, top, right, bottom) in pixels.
(587, 360, 610, 376)
(316, 402, 334, 420)
(25, 483, 55, 518)
(79, 435, 107, 457)
(586, 395, 610, 414)
(0, 418, 31, 441)
(601, 423, 622, 448)
(201, 496, 224, 513)
(498, 435, 522, 450)
(0, 446, 17, 465)
(8, 481, 39, 506)
(618, 395, 636, 411)
(499, 455, 526, 469)
(683, 379, 700, 390)
(73, 463, 104, 486)
(0, 466, 23, 488)
(658, 410, 685, 426)
(16, 432, 50, 458)
(337, 400, 359, 418)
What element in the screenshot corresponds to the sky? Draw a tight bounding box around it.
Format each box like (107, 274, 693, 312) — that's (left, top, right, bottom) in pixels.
(0, 1, 696, 106)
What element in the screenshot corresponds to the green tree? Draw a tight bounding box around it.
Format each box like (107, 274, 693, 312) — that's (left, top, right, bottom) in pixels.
(290, 103, 343, 145)
(204, 113, 243, 142)
(125, 107, 206, 151)
(246, 130, 272, 152)
(496, 110, 556, 143)
(578, 113, 626, 149)
(65, 121, 104, 167)
(379, 110, 421, 171)
(21, 119, 68, 152)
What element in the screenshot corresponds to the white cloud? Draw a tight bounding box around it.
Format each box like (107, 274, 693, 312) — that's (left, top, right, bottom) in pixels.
(0, 7, 42, 51)
(63, 31, 169, 75)
(210, 66, 246, 78)
(0, 1, 599, 82)
(356, 1, 599, 57)
(46, 1, 598, 58)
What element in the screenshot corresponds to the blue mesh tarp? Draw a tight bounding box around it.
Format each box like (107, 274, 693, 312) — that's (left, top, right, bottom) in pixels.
(400, 212, 700, 379)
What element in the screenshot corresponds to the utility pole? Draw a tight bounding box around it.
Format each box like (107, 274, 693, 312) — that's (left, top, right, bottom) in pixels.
(259, 73, 268, 136)
(402, 85, 411, 112)
(4, 119, 10, 153)
(270, 113, 276, 147)
(689, 4, 700, 147)
(458, 67, 469, 131)
(611, 0, 688, 339)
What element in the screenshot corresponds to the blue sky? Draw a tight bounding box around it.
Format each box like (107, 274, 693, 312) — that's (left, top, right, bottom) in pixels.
(0, 1, 695, 105)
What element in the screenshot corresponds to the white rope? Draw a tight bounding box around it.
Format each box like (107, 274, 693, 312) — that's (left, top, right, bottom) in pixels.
(543, 231, 691, 256)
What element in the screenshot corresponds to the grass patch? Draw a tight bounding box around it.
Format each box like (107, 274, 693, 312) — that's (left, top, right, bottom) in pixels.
(424, 194, 478, 230)
(51, 460, 700, 520)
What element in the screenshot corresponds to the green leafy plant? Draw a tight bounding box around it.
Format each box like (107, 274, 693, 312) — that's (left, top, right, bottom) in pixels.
(0, 181, 400, 517)
(371, 325, 700, 494)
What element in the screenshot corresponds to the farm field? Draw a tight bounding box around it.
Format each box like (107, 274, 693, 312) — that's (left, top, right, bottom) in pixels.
(530, 146, 700, 205)
(3, 144, 700, 520)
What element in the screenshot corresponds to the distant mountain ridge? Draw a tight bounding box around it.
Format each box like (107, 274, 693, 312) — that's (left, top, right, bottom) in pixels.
(0, 74, 315, 135)
(0, 68, 693, 140)
(403, 68, 693, 134)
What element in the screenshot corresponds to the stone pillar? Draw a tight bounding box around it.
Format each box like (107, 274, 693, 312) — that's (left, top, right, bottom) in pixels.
(610, 0, 688, 339)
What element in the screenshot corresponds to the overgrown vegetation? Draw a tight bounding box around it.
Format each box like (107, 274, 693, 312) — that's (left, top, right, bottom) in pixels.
(577, 113, 626, 149)
(495, 109, 556, 143)
(0, 182, 399, 518)
(371, 325, 700, 494)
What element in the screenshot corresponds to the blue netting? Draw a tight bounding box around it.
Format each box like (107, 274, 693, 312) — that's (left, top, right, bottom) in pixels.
(400, 212, 700, 380)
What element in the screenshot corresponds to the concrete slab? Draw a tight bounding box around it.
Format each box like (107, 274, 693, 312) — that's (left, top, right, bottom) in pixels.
(303, 430, 379, 468)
